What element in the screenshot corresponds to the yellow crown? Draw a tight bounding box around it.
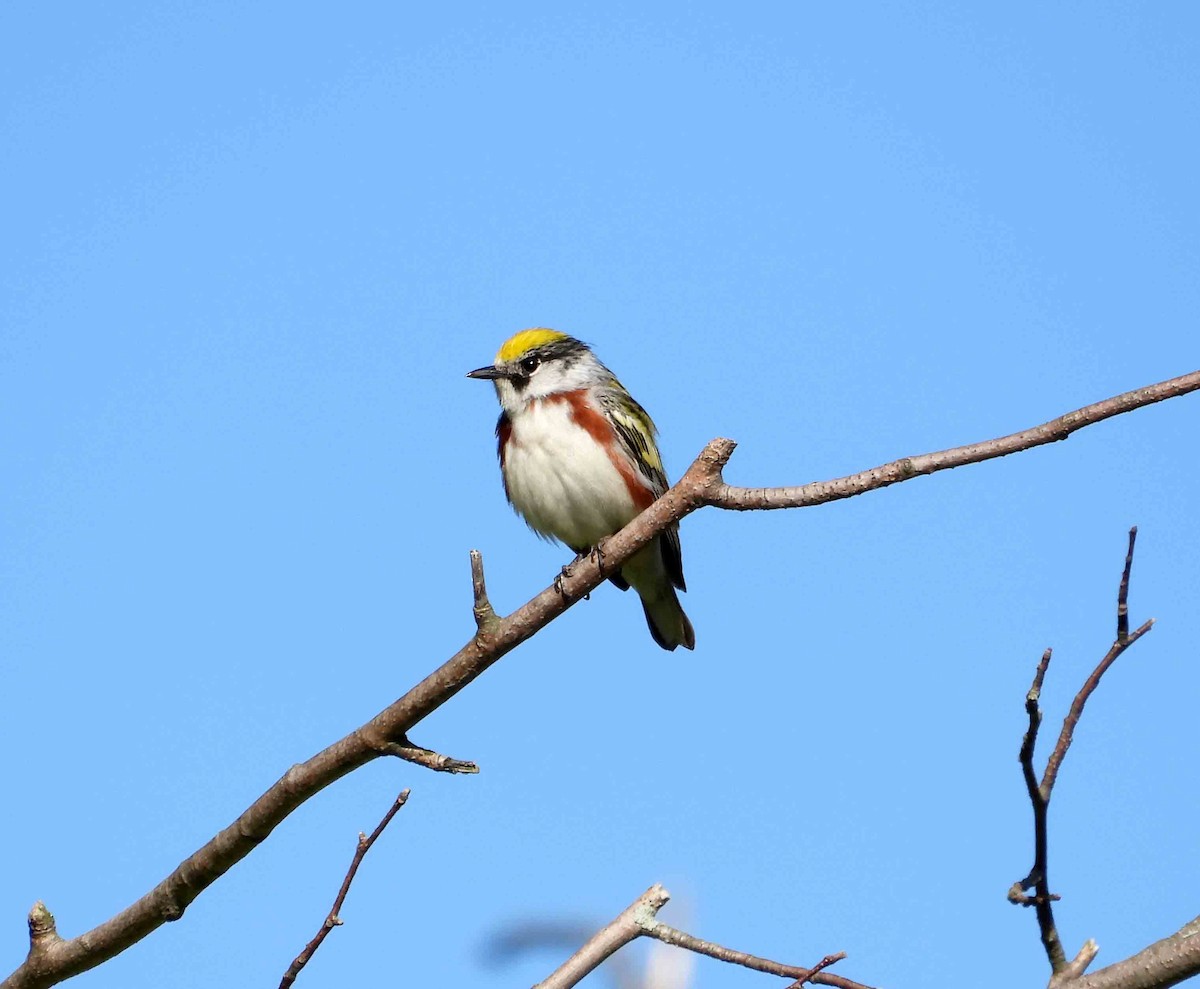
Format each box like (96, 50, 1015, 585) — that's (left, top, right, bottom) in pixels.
(496, 328, 570, 363)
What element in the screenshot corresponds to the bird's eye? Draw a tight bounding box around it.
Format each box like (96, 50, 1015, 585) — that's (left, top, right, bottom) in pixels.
(519, 355, 540, 374)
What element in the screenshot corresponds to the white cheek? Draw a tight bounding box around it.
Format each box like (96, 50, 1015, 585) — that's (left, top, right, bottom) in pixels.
(494, 378, 521, 412)
(521, 374, 562, 401)
(494, 374, 559, 411)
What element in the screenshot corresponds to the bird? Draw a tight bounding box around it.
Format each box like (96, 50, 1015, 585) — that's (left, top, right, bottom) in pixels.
(467, 328, 695, 651)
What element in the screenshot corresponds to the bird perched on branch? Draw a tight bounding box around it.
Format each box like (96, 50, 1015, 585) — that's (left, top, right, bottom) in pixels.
(467, 329, 694, 651)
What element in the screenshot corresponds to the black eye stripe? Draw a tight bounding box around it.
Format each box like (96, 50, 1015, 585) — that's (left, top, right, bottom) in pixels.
(519, 354, 541, 373)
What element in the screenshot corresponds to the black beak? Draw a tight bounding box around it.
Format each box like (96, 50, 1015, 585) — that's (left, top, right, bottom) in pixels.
(466, 365, 507, 380)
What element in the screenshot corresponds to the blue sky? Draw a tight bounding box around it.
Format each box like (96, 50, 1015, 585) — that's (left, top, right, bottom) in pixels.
(2, 4, 1198, 987)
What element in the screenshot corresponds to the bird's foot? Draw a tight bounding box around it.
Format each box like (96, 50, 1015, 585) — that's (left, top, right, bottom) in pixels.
(553, 566, 570, 596)
(589, 541, 608, 578)
(554, 552, 586, 596)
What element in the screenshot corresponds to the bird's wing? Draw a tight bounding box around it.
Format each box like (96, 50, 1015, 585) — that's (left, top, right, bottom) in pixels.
(603, 389, 669, 496)
(602, 388, 687, 592)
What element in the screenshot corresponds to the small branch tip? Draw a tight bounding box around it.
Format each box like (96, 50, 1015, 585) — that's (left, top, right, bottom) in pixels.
(784, 951, 847, 987)
(690, 437, 738, 484)
(28, 900, 61, 948)
(1117, 528, 1138, 640)
(1027, 649, 1052, 705)
(1050, 939, 1099, 985)
(1072, 938, 1100, 972)
(384, 738, 480, 775)
(470, 548, 498, 631)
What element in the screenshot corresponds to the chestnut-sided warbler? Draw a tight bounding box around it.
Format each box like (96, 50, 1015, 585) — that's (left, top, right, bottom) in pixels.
(467, 329, 695, 651)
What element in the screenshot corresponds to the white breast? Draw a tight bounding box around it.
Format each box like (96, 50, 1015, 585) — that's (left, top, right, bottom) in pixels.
(502, 399, 640, 549)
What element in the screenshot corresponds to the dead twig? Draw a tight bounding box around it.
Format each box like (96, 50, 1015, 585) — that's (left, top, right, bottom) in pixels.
(1011, 528, 1154, 979)
(1041, 529, 1153, 797)
(785, 953, 848, 988)
(278, 789, 410, 989)
(380, 737, 479, 775)
(470, 549, 498, 633)
(533, 885, 870, 989)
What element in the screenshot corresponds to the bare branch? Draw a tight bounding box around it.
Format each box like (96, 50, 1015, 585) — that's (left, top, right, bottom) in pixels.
(644, 922, 866, 989)
(533, 885, 671, 989)
(22, 906, 60, 966)
(785, 953, 848, 988)
(1041, 530, 1154, 798)
(6, 370, 1198, 989)
(1012, 527, 1156, 980)
(380, 737, 479, 775)
(533, 885, 870, 989)
(1054, 940, 1101, 986)
(470, 548, 498, 633)
(1116, 526, 1136, 642)
(278, 789, 410, 989)
(1009, 649, 1067, 966)
(704, 372, 1200, 512)
(1073, 915, 1200, 989)
(484, 920, 646, 989)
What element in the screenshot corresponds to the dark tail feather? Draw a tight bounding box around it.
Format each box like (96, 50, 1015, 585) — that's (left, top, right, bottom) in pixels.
(640, 587, 695, 652)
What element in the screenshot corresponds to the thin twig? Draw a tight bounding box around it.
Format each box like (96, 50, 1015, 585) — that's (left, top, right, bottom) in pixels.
(1041, 530, 1153, 798)
(785, 952, 848, 988)
(7, 371, 1198, 989)
(534, 885, 872, 989)
(1116, 527, 1135, 641)
(644, 923, 864, 989)
(1012, 528, 1156, 980)
(381, 737, 479, 775)
(278, 789, 410, 989)
(1008, 649, 1065, 966)
(705, 374, 1200, 512)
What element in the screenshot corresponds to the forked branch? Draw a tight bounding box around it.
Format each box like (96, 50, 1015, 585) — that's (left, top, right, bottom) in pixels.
(532, 885, 866, 989)
(1011, 528, 1160, 986)
(6, 370, 1200, 989)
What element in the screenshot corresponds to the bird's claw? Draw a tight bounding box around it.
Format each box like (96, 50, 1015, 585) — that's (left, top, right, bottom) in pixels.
(555, 553, 584, 596)
(556, 547, 603, 598)
(589, 541, 607, 578)
(554, 566, 571, 596)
